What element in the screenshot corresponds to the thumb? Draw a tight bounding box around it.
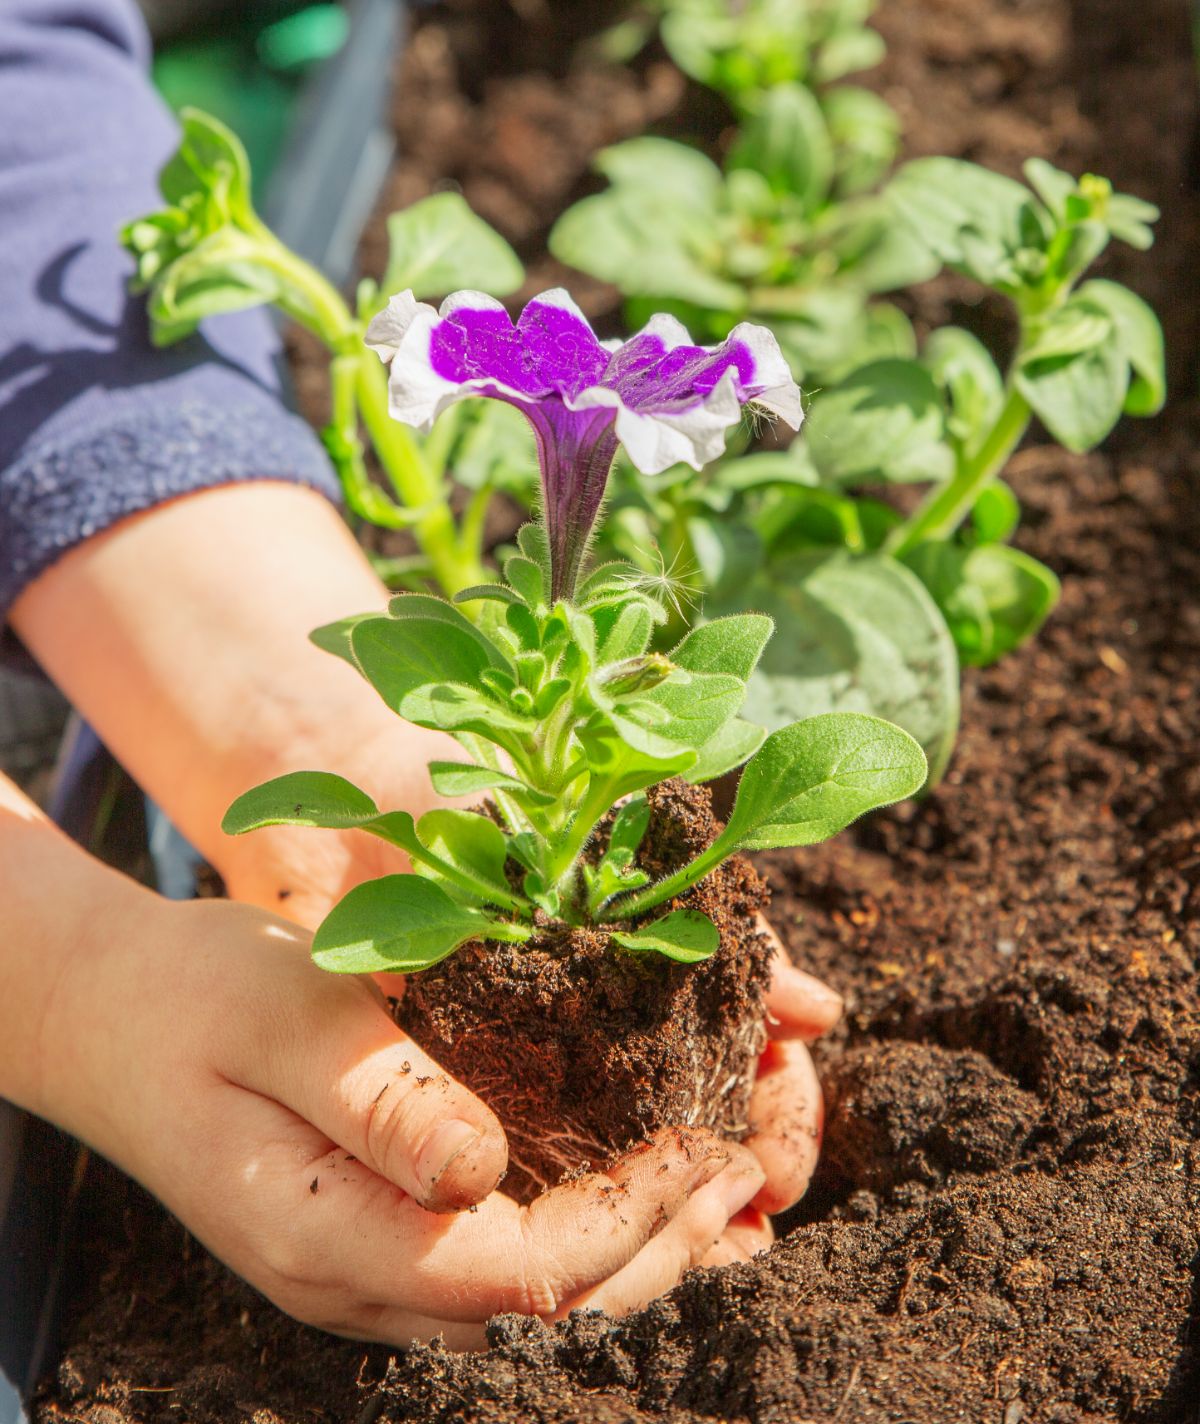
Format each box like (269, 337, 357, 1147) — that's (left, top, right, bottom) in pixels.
(235, 975, 509, 1212)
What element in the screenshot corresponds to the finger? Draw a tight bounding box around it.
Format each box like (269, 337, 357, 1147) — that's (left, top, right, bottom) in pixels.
(229, 971, 507, 1212)
(698, 1205, 774, 1268)
(759, 920, 842, 1041)
(560, 1145, 765, 1318)
(293, 1125, 736, 1322)
(744, 1038, 824, 1215)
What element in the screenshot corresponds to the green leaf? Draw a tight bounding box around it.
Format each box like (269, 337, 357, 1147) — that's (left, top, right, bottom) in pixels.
(969, 480, 1021, 545)
(312, 875, 525, 974)
(309, 612, 381, 671)
(549, 186, 743, 311)
(670, 615, 773, 681)
(426, 761, 554, 806)
(222, 770, 385, 835)
(351, 598, 508, 711)
(732, 550, 961, 784)
(415, 809, 511, 895)
(614, 671, 746, 756)
(686, 716, 768, 784)
(822, 85, 898, 196)
(1021, 304, 1112, 363)
(805, 360, 955, 486)
(1015, 318, 1128, 453)
(730, 84, 833, 209)
(578, 721, 697, 801)
(163, 108, 254, 223)
(380, 193, 523, 301)
(816, 26, 887, 83)
(719, 712, 926, 853)
(904, 542, 1060, 667)
(611, 909, 720, 965)
(596, 600, 656, 664)
(605, 795, 651, 869)
(921, 327, 1005, 453)
(887, 158, 1037, 288)
(453, 584, 520, 606)
(399, 683, 532, 740)
(1075, 280, 1166, 417)
(594, 137, 724, 206)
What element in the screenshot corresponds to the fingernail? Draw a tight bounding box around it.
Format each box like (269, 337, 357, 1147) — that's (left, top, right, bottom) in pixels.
(415, 1119, 481, 1203)
(719, 1151, 767, 1214)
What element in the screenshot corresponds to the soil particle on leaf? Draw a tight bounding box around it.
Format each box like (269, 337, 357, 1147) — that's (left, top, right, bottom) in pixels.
(34, 0, 1200, 1421)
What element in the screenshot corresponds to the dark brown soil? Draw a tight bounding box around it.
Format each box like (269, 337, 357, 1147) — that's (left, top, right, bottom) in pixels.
(35, 0, 1200, 1421)
(399, 781, 772, 1203)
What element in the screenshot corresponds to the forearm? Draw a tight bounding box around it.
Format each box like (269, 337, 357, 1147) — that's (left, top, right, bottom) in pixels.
(10, 483, 453, 896)
(0, 773, 153, 1120)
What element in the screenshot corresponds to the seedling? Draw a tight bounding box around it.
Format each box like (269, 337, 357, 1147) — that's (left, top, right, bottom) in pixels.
(598, 0, 886, 108)
(224, 292, 926, 972)
(550, 93, 931, 386)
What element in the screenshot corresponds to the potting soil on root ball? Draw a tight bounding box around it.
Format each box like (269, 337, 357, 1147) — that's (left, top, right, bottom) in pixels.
(35, 0, 1200, 1421)
(398, 781, 773, 1206)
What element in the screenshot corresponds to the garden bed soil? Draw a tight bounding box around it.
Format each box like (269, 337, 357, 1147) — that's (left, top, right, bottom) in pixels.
(398, 781, 773, 1205)
(35, 0, 1200, 1421)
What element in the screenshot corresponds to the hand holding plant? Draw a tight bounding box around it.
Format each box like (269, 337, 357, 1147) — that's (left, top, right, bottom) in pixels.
(225, 290, 925, 1197)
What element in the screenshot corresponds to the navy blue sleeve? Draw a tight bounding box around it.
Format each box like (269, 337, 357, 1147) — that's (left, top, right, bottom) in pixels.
(0, 0, 340, 625)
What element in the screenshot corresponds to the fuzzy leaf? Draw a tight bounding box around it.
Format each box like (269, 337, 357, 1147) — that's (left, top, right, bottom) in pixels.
(611, 910, 720, 964)
(399, 683, 532, 739)
(415, 810, 511, 894)
(426, 761, 555, 807)
(921, 327, 1005, 453)
(380, 193, 523, 301)
(578, 721, 697, 800)
(805, 359, 955, 487)
(593, 137, 724, 206)
(614, 671, 746, 757)
(605, 795, 651, 870)
(549, 184, 742, 310)
(720, 712, 926, 853)
(732, 550, 961, 784)
(312, 875, 525, 974)
(223, 771, 386, 835)
(686, 717, 768, 784)
(351, 598, 508, 711)
(670, 615, 773, 682)
(970, 480, 1021, 545)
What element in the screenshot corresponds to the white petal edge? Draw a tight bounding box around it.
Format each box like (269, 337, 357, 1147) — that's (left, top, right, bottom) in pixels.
(726, 321, 804, 430)
(364, 290, 438, 364)
(570, 367, 745, 475)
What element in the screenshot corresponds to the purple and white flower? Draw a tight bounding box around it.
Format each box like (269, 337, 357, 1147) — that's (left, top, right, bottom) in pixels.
(366, 288, 802, 600)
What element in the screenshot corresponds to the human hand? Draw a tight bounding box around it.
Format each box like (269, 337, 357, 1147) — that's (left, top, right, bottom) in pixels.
(35, 895, 765, 1349)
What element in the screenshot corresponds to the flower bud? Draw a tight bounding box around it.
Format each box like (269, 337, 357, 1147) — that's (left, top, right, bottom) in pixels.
(599, 654, 676, 697)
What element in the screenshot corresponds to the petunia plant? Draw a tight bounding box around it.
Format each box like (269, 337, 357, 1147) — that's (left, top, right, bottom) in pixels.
(549, 104, 931, 388)
(598, 0, 887, 111)
(626, 158, 1164, 781)
(121, 107, 530, 595)
(223, 292, 927, 972)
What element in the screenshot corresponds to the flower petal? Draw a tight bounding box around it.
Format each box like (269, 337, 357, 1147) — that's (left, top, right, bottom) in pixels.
(364, 289, 438, 363)
(571, 367, 745, 474)
(726, 321, 804, 429)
